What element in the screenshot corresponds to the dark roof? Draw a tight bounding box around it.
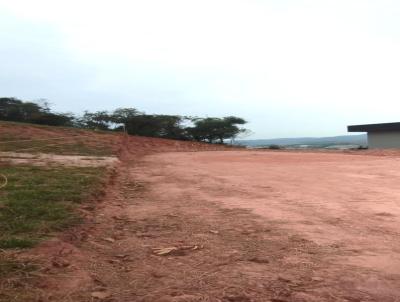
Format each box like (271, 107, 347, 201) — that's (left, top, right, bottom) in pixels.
(348, 122, 400, 132)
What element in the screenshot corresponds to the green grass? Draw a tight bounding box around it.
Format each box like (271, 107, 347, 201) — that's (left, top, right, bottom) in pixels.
(0, 164, 105, 248)
(0, 238, 36, 249)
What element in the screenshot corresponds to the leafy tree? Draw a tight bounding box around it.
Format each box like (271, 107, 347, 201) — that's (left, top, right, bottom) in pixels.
(30, 112, 75, 126)
(0, 97, 75, 126)
(79, 111, 111, 130)
(125, 114, 187, 139)
(187, 116, 247, 143)
(109, 108, 141, 126)
(0, 98, 41, 121)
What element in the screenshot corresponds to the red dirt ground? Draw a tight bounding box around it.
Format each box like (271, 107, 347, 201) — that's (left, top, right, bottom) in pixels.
(139, 150, 400, 301)
(3, 125, 400, 301)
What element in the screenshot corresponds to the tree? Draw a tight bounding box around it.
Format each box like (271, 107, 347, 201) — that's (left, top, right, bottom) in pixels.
(30, 112, 75, 126)
(156, 115, 188, 140)
(124, 114, 187, 139)
(0, 98, 42, 122)
(79, 111, 111, 130)
(186, 116, 247, 143)
(0, 97, 75, 126)
(109, 108, 141, 126)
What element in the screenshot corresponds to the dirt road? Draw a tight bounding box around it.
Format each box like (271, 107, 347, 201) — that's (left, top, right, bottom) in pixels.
(33, 149, 400, 301)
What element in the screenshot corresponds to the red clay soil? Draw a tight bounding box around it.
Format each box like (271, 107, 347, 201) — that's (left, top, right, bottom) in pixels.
(0, 121, 233, 155)
(9, 140, 400, 301)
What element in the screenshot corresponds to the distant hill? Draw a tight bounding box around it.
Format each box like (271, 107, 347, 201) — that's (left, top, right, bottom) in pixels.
(236, 134, 367, 148)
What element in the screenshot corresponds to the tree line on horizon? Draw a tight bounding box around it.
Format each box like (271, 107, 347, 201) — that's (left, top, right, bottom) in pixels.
(0, 97, 249, 143)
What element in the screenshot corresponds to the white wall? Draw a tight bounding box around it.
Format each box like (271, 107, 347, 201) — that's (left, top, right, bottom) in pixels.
(368, 131, 400, 149)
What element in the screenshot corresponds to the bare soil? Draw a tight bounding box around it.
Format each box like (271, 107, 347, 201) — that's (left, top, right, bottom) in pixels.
(137, 150, 400, 301)
(5, 133, 400, 301)
(0, 152, 119, 167)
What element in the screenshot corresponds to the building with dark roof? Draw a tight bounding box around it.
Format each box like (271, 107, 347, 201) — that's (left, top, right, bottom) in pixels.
(348, 122, 400, 149)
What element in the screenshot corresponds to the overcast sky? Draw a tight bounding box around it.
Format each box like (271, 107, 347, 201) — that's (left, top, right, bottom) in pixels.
(1, 0, 400, 139)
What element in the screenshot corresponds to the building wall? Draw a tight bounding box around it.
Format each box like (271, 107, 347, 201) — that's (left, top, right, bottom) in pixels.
(368, 131, 400, 149)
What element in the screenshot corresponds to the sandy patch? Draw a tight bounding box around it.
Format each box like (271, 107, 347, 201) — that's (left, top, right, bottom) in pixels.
(0, 151, 119, 167)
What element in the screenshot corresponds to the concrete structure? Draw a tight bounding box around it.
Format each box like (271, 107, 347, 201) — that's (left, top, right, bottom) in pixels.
(348, 122, 400, 149)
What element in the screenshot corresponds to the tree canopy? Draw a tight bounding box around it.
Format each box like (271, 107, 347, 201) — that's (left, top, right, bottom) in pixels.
(0, 97, 74, 126)
(187, 116, 247, 143)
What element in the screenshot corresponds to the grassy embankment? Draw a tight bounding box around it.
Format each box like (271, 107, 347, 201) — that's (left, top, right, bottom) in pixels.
(0, 165, 105, 249)
(0, 122, 119, 300)
(0, 165, 105, 301)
